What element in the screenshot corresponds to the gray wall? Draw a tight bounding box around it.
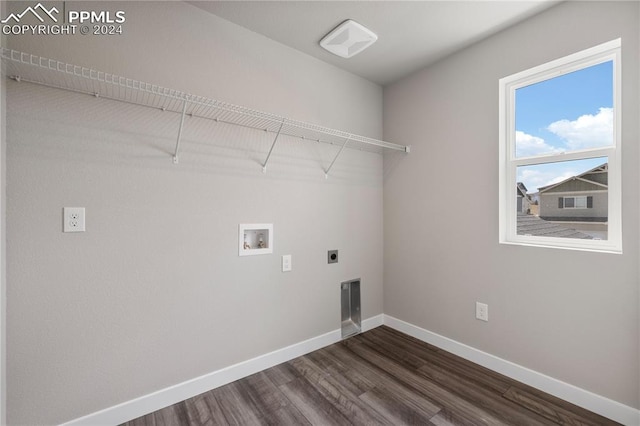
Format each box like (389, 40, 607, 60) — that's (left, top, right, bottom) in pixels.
(383, 1, 639, 410)
(6, 2, 383, 424)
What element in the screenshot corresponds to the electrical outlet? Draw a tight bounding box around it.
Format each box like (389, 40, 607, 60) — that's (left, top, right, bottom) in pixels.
(328, 250, 338, 264)
(476, 302, 488, 322)
(63, 207, 85, 233)
(282, 255, 292, 272)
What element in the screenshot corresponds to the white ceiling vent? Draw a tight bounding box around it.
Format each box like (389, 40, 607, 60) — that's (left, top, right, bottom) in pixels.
(320, 19, 378, 59)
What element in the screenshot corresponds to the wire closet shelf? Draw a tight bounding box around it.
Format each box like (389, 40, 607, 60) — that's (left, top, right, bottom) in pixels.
(1, 49, 410, 176)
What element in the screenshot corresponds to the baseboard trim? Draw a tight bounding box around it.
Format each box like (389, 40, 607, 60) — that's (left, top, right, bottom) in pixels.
(61, 313, 638, 425)
(383, 314, 640, 426)
(61, 314, 384, 426)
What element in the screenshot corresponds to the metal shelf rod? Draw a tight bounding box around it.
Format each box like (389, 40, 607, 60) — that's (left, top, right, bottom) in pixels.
(324, 136, 351, 179)
(262, 120, 285, 173)
(173, 100, 189, 164)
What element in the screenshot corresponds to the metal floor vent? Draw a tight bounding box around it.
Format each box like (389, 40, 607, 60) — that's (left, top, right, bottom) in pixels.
(341, 279, 361, 338)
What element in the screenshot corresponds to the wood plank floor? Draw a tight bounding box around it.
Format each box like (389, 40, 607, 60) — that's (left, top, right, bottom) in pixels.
(123, 326, 619, 425)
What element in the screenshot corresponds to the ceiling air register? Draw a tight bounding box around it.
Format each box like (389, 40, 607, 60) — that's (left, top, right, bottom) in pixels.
(320, 19, 378, 59)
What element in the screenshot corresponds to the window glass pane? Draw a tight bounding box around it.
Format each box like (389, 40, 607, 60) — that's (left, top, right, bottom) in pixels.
(515, 61, 613, 158)
(516, 157, 608, 240)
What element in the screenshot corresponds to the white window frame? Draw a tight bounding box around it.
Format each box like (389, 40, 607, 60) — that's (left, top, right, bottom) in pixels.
(499, 39, 622, 253)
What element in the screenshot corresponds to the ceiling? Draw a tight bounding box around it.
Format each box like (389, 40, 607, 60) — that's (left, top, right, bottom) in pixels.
(189, 1, 559, 86)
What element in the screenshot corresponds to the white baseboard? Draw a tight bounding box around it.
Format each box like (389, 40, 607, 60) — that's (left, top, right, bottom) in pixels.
(383, 314, 640, 426)
(61, 313, 638, 426)
(61, 314, 384, 426)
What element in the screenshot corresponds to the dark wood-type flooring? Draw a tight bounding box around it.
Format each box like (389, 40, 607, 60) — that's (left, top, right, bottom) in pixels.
(123, 326, 619, 425)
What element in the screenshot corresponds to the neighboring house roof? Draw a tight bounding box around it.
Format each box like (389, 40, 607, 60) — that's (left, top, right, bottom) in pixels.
(516, 182, 532, 200)
(517, 213, 593, 239)
(538, 163, 608, 194)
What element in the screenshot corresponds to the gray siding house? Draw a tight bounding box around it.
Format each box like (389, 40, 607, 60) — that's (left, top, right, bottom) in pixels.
(516, 182, 532, 214)
(538, 163, 608, 222)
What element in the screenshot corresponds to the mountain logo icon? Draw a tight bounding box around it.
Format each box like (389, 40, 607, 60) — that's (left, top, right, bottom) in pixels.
(1, 3, 59, 24)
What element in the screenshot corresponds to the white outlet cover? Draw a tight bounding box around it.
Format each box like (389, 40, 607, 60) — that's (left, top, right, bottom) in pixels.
(476, 302, 489, 322)
(63, 207, 85, 233)
(282, 254, 292, 272)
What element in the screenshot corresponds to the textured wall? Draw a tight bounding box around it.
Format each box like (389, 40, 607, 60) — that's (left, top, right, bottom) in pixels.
(384, 1, 639, 409)
(6, 2, 384, 424)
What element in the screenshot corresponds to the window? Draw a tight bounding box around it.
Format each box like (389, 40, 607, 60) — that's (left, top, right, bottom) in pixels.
(499, 39, 621, 253)
(560, 196, 590, 209)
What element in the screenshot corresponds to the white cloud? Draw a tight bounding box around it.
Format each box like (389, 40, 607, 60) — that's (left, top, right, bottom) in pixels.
(547, 107, 613, 150)
(515, 131, 562, 157)
(517, 168, 579, 193)
(542, 171, 577, 188)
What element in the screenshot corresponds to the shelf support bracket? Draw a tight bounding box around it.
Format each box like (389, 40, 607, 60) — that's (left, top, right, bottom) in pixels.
(262, 119, 285, 173)
(173, 100, 188, 164)
(324, 136, 350, 179)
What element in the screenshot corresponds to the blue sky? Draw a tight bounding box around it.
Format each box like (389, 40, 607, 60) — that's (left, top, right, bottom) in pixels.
(515, 61, 613, 193)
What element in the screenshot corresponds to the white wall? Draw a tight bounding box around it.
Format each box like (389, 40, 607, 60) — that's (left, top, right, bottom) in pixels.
(384, 0, 639, 410)
(5, 1, 384, 424)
